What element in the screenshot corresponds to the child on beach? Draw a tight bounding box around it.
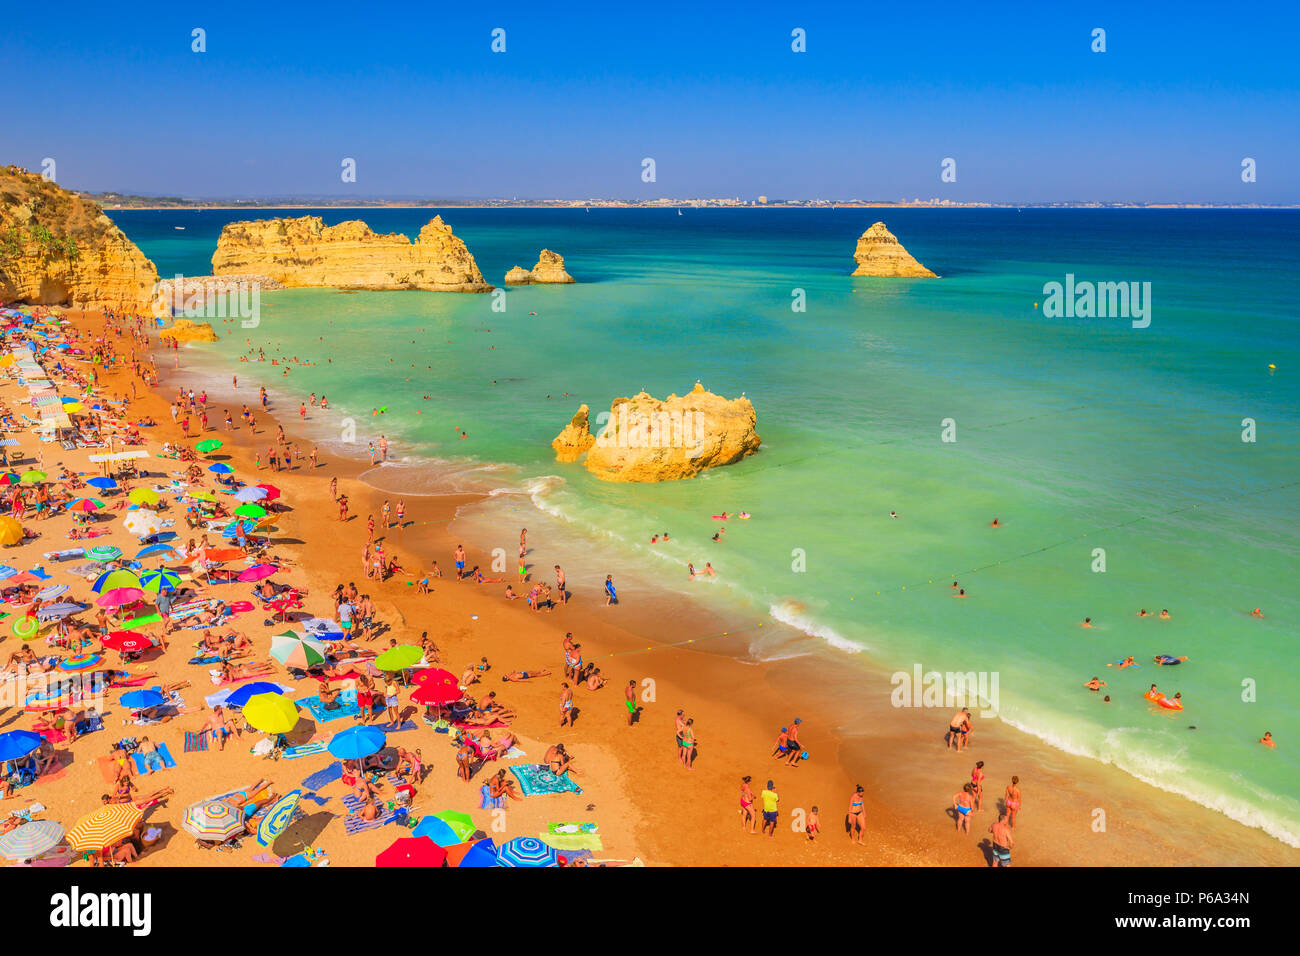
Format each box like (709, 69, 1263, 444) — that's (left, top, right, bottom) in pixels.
(807, 806, 821, 841)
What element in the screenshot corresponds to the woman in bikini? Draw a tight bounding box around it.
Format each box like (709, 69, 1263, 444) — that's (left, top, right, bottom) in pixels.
(971, 761, 985, 811)
(847, 784, 867, 845)
(1004, 776, 1022, 827)
(740, 775, 757, 834)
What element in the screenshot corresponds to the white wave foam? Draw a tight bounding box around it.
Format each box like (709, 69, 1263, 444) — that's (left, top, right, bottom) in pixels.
(768, 599, 864, 655)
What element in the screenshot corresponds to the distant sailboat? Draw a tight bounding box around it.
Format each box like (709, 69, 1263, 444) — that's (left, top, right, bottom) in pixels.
(677, 208, 682, 216)
(174, 226, 185, 230)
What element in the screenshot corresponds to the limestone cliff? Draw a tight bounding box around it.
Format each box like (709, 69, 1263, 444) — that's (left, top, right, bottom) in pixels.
(557, 383, 760, 482)
(0, 165, 159, 310)
(158, 319, 218, 343)
(551, 404, 596, 462)
(211, 214, 491, 292)
(851, 222, 936, 278)
(503, 249, 575, 284)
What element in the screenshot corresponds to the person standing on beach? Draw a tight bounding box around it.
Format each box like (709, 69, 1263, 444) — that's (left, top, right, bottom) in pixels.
(559, 683, 574, 727)
(785, 717, 804, 766)
(604, 574, 617, 606)
(847, 785, 866, 845)
(624, 679, 637, 726)
(760, 780, 779, 837)
(310, 446, 318, 470)
(554, 565, 566, 606)
(947, 708, 971, 751)
(953, 784, 974, 833)
(679, 718, 696, 769)
(381, 501, 390, 530)
(989, 812, 1014, 866)
(338, 495, 349, 522)
(971, 761, 985, 811)
(330, 476, 338, 501)
(395, 499, 404, 532)
(454, 545, 466, 581)
(1004, 776, 1022, 827)
(740, 776, 757, 833)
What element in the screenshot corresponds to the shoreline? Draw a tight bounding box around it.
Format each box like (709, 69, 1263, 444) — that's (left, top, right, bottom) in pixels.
(109, 315, 1300, 865)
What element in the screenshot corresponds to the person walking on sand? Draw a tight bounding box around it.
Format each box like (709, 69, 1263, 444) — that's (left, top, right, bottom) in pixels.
(760, 779, 779, 837)
(785, 717, 804, 766)
(604, 574, 617, 606)
(971, 760, 985, 811)
(624, 679, 637, 726)
(847, 784, 867, 845)
(989, 812, 1014, 867)
(330, 476, 337, 501)
(740, 776, 758, 834)
(679, 718, 697, 769)
(559, 683, 574, 727)
(338, 495, 349, 522)
(1004, 776, 1022, 827)
(395, 499, 404, 532)
(454, 545, 466, 581)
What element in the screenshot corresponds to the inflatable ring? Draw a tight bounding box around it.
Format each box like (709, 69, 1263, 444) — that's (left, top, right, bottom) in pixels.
(11, 615, 40, 639)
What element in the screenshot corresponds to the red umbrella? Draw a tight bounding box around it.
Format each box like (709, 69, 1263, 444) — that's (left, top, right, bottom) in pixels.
(255, 484, 281, 501)
(410, 669, 462, 705)
(101, 631, 153, 653)
(376, 836, 447, 868)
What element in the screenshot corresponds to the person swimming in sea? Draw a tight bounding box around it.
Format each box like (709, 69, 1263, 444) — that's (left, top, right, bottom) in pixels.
(1260, 732, 1276, 748)
(990, 518, 1000, 528)
(1138, 608, 1150, 617)
(1085, 677, 1107, 691)
(1159, 608, 1171, 619)
(1081, 617, 1093, 628)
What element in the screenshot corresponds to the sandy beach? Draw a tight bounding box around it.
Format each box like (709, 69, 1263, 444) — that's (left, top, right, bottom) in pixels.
(0, 305, 1290, 869)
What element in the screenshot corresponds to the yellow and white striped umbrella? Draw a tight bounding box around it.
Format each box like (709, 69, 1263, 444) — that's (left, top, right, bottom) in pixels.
(65, 803, 143, 852)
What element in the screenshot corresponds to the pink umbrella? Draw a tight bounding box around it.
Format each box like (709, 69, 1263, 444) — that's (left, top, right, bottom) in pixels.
(97, 587, 145, 608)
(237, 564, 279, 582)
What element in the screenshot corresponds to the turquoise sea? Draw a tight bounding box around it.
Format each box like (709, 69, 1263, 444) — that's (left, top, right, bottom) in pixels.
(116, 207, 1300, 846)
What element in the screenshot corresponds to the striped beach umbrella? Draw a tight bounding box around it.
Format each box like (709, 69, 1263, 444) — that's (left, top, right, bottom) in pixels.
(35, 584, 69, 600)
(496, 837, 559, 868)
(36, 602, 83, 622)
(97, 587, 144, 608)
(233, 486, 268, 503)
(326, 725, 386, 760)
(85, 476, 117, 490)
(56, 652, 102, 672)
(139, 568, 181, 593)
(86, 545, 122, 562)
(242, 693, 299, 734)
(66, 804, 142, 853)
(207, 462, 234, 475)
(92, 569, 141, 593)
(67, 497, 105, 512)
(127, 488, 159, 506)
(374, 645, 422, 672)
(269, 631, 327, 670)
(181, 799, 244, 842)
(256, 790, 303, 847)
(0, 820, 65, 860)
(0, 473, 21, 486)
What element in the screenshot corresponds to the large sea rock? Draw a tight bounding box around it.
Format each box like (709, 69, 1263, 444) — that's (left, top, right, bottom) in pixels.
(0, 165, 159, 310)
(552, 383, 760, 482)
(211, 214, 492, 292)
(851, 222, 937, 278)
(504, 249, 575, 284)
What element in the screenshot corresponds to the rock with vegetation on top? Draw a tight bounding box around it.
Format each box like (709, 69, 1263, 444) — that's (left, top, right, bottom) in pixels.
(210, 214, 492, 292)
(851, 222, 937, 278)
(551, 404, 596, 462)
(0, 165, 159, 310)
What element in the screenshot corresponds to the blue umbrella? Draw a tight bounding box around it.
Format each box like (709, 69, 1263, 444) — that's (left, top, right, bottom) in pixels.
(410, 816, 461, 848)
(496, 837, 559, 868)
(208, 462, 234, 474)
(0, 730, 43, 762)
(139, 532, 178, 545)
(327, 725, 386, 760)
(120, 689, 165, 710)
(86, 476, 117, 490)
(136, 543, 184, 560)
(35, 584, 69, 600)
(224, 682, 288, 709)
(458, 838, 499, 867)
(139, 569, 181, 592)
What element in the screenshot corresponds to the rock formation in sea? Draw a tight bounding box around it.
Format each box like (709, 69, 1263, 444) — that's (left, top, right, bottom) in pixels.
(158, 318, 218, 343)
(553, 383, 761, 482)
(551, 404, 596, 462)
(0, 164, 159, 310)
(851, 222, 937, 278)
(210, 215, 492, 292)
(503, 249, 575, 284)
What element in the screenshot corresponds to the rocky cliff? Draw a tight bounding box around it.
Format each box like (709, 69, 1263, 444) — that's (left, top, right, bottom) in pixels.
(0, 165, 159, 310)
(210, 215, 491, 292)
(851, 222, 936, 278)
(504, 249, 575, 284)
(158, 318, 219, 343)
(553, 383, 760, 482)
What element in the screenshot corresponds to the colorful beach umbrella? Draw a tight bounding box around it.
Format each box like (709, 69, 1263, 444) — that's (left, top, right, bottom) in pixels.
(120, 689, 165, 710)
(127, 488, 159, 506)
(256, 790, 303, 847)
(410, 669, 462, 705)
(234, 503, 267, 519)
(56, 653, 102, 672)
(233, 486, 268, 503)
(67, 497, 105, 512)
(97, 587, 145, 608)
(92, 568, 141, 593)
(457, 838, 499, 867)
(207, 462, 234, 475)
(268, 631, 327, 670)
(409, 815, 466, 848)
(223, 681, 288, 709)
(139, 568, 181, 593)
(0, 473, 21, 487)
(201, 547, 245, 563)
(66, 804, 142, 852)
(0, 820, 65, 860)
(0, 517, 23, 546)
(243, 693, 300, 734)
(374, 645, 422, 672)
(187, 491, 217, 503)
(429, 810, 477, 842)
(181, 799, 244, 842)
(255, 483, 281, 501)
(19, 470, 46, 484)
(136, 543, 184, 560)
(496, 836, 559, 868)
(85, 476, 117, 490)
(86, 545, 122, 562)
(236, 563, 278, 582)
(0, 730, 43, 761)
(122, 512, 165, 537)
(35, 584, 68, 600)
(194, 439, 224, 454)
(326, 725, 386, 760)
(101, 631, 152, 653)
(376, 836, 448, 867)
(36, 602, 82, 621)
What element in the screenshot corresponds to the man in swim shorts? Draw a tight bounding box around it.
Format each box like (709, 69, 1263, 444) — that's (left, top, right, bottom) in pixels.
(625, 679, 637, 726)
(760, 780, 779, 838)
(454, 545, 466, 581)
(989, 812, 1014, 866)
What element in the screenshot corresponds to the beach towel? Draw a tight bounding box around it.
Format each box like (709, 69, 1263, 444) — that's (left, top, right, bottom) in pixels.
(542, 833, 604, 852)
(300, 761, 343, 792)
(340, 795, 399, 834)
(282, 741, 327, 760)
(547, 822, 599, 834)
(42, 548, 85, 562)
(511, 764, 583, 797)
(479, 785, 505, 810)
(183, 731, 209, 753)
(383, 719, 418, 733)
(252, 853, 287, 865)
(504, 746, 527, 759)
(118, 612, 162, 629)
(189, 654, 225, 665)
(130, 743, 176, 775)
(297, 694, 361, 723)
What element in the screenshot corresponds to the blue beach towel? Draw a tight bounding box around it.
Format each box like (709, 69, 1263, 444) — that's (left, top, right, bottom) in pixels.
(511, 764, 583, 797)
(298, 693, 361, 723)
(130, 742, 176, 775)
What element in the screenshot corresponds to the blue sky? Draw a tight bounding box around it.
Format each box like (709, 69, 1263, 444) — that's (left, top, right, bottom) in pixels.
(2, 1, 1297, 202)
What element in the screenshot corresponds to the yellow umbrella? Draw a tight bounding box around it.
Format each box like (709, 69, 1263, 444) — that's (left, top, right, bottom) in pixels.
(0, 516, 23, 547)
(65, 803, 143, 852)
(242, 693, 299, 734)
(64, 402, 83, 413)
(128, 488, 160, 506)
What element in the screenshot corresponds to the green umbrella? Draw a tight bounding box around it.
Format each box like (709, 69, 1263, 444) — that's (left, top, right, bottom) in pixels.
(194, 439, 224, 454)
(20, 470, 46, 484)
(431, 810, 477, 842)
(269, 631, 327, 670)
(234, 503, 267, 519)
(374, 644, 422, 672)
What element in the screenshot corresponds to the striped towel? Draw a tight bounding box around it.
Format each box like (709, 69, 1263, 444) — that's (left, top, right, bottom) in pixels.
(183, 731, 209, 753)
(282, 741, 328, 760)
(340, 795, 399, 834)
